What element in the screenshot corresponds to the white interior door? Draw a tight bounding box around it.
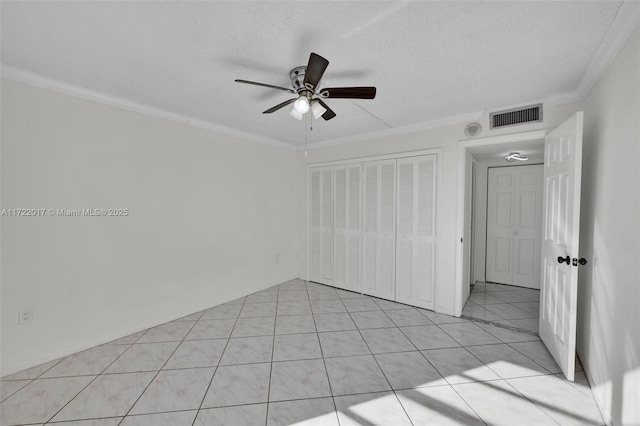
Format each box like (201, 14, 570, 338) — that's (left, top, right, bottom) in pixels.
(513, 165, 543, 289)
(395, 155, 436, 310)
(308, 166, 333, 285)
(486, 167, 515, 284)
(362, 159, 396, 300)
(486, 165, 542, 288)
(333, 163, 362, 293)
(540, 111, 583, 381)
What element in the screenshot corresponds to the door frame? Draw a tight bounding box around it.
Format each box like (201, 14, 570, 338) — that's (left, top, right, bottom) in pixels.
(469, 158, 477, 289)
(454, 130, 547, 316)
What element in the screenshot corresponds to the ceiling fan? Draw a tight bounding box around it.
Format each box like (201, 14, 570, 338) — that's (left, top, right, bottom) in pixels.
(235, 52, 376, 121)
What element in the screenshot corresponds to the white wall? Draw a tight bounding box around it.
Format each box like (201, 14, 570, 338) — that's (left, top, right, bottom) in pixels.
(577, 25, 640, 426)
(297, 102, 582, 316)
(0, 79, 298, 376)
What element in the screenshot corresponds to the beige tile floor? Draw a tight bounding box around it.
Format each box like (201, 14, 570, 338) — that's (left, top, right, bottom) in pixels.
(463, 281, 541, 334)
(1, 279, 603, 425)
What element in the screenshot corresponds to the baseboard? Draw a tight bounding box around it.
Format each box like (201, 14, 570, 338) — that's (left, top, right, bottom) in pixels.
(2, 275, 299, 377)
(1, 317, 169, 377)
(578, 352, 614, 426)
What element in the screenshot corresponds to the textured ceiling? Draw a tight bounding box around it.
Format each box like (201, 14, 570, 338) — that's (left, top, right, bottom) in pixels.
(470, 139, 544, 164)
(1, 1, 624, 147)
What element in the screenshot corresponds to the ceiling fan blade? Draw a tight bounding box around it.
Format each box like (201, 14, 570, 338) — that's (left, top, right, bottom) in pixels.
(263, 98, 297, 114)
(316, 99, 336, 121)
(303, 53, 329, 90)
(235, 79, 295, 94)
(319, 87, 376, 99)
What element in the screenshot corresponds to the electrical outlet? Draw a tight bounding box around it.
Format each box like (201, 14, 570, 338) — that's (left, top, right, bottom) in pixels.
(19, 309, 33, 324)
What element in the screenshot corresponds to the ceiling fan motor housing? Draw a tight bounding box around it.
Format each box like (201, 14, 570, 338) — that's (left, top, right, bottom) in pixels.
(290, 66, 307, 93)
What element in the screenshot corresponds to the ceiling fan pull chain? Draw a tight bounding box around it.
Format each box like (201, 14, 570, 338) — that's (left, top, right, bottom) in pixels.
(304, 112, 308, 156)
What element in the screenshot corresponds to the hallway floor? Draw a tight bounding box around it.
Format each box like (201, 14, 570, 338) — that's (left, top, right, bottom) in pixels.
(463, 282, 540, 334)
(1, 280, 603, 425)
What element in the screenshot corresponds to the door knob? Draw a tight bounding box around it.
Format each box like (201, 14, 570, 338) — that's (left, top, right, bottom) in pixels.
(572, 257, 588, 266)
(557, 255, 570, 265)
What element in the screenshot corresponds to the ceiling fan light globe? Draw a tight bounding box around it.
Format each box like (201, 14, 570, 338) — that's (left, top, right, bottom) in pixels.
(293, 97, 310, 114)
(289, 108, 303, 120)
(311, 101, 327, 119)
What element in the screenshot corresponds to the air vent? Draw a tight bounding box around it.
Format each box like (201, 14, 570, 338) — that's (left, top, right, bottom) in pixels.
(490, 104, 542, 129)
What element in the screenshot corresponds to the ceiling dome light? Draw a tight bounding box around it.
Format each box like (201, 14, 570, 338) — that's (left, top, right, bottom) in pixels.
(293, 97, 310, 114)
(505, 152, 529, 162)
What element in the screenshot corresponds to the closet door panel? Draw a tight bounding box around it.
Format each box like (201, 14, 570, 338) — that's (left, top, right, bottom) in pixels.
(346, 164, 362, 293)
(308, 166, 333, 285)
(334, 167, 347, 287)
(309, 169, 321, 281)
(310, 153, 437, 310)
(362, 159, 396, 300)
(321, 168, 334, 283)
(396, 161, 415, 300)
(415, 156, 436, 308)
(395, 155, 436, 310)
(333, 163, 362, 293)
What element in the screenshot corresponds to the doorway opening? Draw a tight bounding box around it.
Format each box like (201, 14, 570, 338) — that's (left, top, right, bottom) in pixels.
(457, 113, 585, 381)
(455, 131, 546, 335)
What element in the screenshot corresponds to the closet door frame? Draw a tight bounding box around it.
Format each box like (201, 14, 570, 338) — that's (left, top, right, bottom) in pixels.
(307, 149, 441, 305)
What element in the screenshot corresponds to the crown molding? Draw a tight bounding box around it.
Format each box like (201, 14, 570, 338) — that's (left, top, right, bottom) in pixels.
(298, 110, 486, 151)
(549, 0, 640, 106)
(4, 0, 637, 153)
(1, 65, 296, 151)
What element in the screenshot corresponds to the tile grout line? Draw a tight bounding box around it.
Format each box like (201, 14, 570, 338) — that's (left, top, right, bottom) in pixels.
(305, 279, 341, 426)
(1, 353, 67, 383)
(0, 379, 33, 403)
(413, 314, 538, 425)
(114, 318, 203, 425)
(263, 282, 288, 425)
(446, 377, 491, 425)
(325, 284, 548, 426)
(190, 294, 250, 426)
(43, 341, 140, 424)
(464, 316, 541, 338)
(493, 377, 564, 426)
(41, 307, 214, 424)
(465, 283, 540, 329)
(337, 293, 416, 426)
(8, 280, 582, 426)
(370, 304, 461, 426)
(466, 289, 558, 376)
(504, 341, 556, 375)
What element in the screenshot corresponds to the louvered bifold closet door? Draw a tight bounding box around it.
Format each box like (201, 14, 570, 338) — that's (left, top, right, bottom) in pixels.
(395, 155, 436, 310)
(309, 166, 333, 285)
(362, 159, 396, 300)
(333, 163, 362, 293)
